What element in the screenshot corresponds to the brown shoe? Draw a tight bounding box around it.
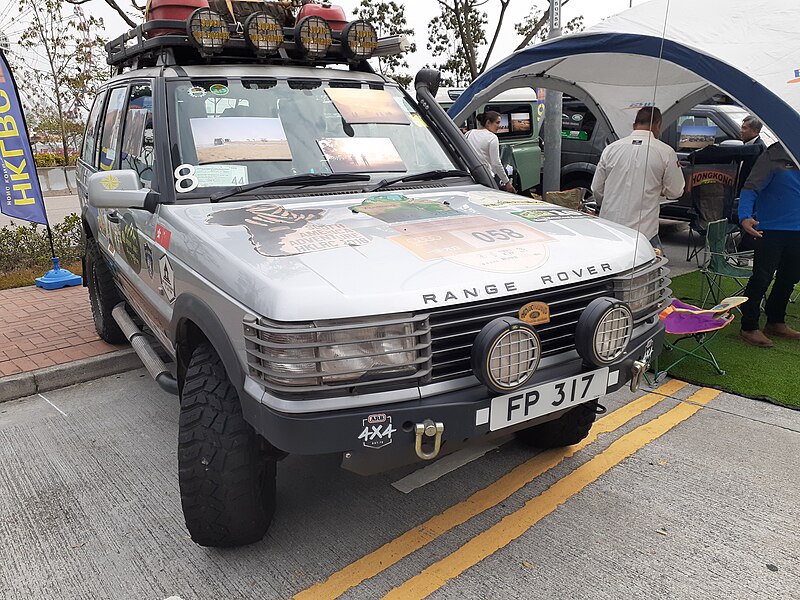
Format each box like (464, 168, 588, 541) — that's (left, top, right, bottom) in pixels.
(740, 329, 774, 348)
(764, 323, 800, 340)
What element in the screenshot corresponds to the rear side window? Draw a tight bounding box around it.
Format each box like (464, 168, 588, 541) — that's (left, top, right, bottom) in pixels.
(120, 83, 155, 188)
(485, 103, 534, 139)
(98, 87, 128, 171)
(562, 102, 597, 141)
(81, 91, 106, 167)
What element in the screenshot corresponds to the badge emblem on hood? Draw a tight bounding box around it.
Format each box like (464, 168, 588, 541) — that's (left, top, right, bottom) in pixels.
(519, 301, 550, 326)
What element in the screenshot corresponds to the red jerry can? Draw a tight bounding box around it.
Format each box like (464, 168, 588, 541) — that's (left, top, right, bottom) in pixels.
(296, 2, 347, 31)
(145, 0, 210, 37)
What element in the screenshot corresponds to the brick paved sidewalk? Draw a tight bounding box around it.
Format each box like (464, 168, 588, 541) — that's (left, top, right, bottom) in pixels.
(0, 285, 125, 377)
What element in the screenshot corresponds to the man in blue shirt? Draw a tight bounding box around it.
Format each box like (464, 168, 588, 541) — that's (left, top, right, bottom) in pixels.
(738, 143, 800, 347)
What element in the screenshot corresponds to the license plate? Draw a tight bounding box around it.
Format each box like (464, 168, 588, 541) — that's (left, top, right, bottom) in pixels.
(489, 368, 609, 431)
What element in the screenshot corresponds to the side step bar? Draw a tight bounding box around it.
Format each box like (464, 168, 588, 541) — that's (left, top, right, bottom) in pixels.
(112, 303, 179, 395)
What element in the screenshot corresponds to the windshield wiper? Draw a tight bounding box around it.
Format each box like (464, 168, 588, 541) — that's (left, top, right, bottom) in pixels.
(367, 169, 472, 193)
(210, 173, 371, 203)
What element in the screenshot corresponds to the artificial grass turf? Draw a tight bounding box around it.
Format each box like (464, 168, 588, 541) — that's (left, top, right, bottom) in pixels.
(659, 270, 800, 409)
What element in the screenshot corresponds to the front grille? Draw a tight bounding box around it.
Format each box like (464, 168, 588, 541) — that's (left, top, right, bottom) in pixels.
(429, 278, 614, 383)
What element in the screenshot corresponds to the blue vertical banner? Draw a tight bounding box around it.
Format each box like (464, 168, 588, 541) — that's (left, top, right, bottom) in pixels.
(0, 51, 49, 225)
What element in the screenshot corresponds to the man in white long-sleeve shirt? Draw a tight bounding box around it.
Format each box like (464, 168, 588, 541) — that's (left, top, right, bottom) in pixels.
(465, 111, 516, 193)
(591, 107, 685, 250)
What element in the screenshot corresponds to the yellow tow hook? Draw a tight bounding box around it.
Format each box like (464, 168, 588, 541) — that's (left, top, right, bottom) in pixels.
(414, 419, 444, 460)
(630, 360, 647, 392)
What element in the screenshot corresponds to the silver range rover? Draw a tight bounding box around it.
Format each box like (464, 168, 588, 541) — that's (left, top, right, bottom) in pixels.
(77, 11, 668, 547)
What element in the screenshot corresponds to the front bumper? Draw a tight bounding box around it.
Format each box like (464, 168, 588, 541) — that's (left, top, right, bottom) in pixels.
(240, 321, 664, 474)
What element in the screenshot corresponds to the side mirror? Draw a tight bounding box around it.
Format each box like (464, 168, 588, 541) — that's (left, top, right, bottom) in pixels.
(720, 139, 744, 147)
(88, 170, 148, 210)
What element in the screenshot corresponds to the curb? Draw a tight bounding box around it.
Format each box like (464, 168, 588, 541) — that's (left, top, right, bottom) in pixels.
(0, 349, 143, 403)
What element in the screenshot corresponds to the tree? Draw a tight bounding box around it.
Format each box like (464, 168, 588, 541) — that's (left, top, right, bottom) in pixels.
(515, 4, 584, 49)
(353, 0, 417, 88)
(64, 0, 145, 29)
(17, 0, 107, 184)
(427, 0, 511, 86)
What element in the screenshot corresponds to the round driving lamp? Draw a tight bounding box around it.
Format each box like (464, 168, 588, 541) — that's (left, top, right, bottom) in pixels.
(188, 8, 229, 55)
(470, 317, 542, 395)
(295, 15, 333, 59)
(575, 297, 634, 366)
(341, 19, 378, 60)
(244, 12, 284, 56)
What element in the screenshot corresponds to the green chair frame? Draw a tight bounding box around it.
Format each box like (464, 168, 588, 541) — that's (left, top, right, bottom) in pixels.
(701, 218, 752, 307)
(650, 328, 727, 384)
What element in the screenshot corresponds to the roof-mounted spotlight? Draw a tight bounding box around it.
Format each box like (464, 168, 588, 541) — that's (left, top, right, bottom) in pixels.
(188, 8, 230, 55)
(341, 20, 378, 61)
(244, 12, 284, 56)
(295, 15, 332, 60)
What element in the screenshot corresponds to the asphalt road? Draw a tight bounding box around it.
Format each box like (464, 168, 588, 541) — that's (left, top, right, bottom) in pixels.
(0, 370, 797, 599)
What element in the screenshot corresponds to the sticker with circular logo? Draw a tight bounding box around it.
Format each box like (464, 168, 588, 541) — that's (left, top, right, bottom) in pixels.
(188, 86, 206, 98)
(519, 301, 550, 325)
(209, 83, 229, 96)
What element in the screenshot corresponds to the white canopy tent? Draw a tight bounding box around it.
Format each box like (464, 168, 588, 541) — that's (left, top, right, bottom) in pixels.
(449, 0, 800, 162)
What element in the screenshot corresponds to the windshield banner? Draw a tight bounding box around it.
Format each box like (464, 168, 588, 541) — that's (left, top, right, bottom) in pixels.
(0, 51, 48, 226)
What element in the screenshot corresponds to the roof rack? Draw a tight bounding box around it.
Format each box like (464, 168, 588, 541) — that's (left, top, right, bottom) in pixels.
(106, 19, 409, 74)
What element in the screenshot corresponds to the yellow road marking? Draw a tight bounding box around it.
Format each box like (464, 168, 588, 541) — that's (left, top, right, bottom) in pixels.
(384, 386, 720, 600)
(294, 379, 688, 600)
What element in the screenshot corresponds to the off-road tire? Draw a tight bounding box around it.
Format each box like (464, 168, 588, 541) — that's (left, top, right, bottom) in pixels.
(517, 400, 599, 448)
(85, 236, 126, 344)
(178, 343, 276, 547)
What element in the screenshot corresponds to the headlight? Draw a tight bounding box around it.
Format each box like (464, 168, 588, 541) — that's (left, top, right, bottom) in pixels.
(575, 298, 633, 366)
(341, 20, 378, 60)
(244, 12, 284, 56)
(470, 317, 541, 394)
(612, 259, 671, 317)
(244, 315, 429, 390)
(295, 15, 332, 59)
(188, 8, 229, 55)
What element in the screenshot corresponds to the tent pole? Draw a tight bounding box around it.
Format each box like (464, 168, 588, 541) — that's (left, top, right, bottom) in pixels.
(542, 0, 564, 195)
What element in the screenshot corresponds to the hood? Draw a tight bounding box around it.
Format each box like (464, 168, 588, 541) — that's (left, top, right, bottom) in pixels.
(160, 187, 656, 320)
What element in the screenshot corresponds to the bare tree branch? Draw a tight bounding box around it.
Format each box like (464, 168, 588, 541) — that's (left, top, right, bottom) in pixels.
(514, 0, 570, 51)
(64, 0, 137, 27)
(479, 0, 509, 74)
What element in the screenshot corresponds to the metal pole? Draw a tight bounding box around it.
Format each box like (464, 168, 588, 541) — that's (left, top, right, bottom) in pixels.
(542, 0, 563, 195)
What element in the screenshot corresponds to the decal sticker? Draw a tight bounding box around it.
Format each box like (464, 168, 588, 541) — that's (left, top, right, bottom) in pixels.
(206, 203, 369, 257)
(318, 137, 405, 173)
(409, 113, 428, 128)
(188, 86, 206, 98)
(190, 117, 292, 163)
(155, 224, 172, 250)
(350, 194, 463, 223)
(512, 207, 586, 223)
(174, 164, 199, 193)
(688, 168, 736, 189)
(195, 164, 248, 187)
(325, 88, 410, 125)
(392, 216, 554, 274)
(789, 68, 800, 84)
(158, 255, 176, 304)
(678, 125, 716, 150)
(144, 244, 154, 278)
(209, 83, 229, 96)
(358, 413, 396, 449)
(101, 174, 119, 190)
(119, 214, 142, 273)
(468, 190, 547, 210)
(519, 301, 550, 326)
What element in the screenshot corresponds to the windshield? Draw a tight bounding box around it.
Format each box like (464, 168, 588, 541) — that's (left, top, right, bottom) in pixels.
(167, 78, 461, 197)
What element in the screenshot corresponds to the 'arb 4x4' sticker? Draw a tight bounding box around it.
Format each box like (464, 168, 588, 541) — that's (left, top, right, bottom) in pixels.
(358, 413, 396, 449)
(205, 203, 369, 257)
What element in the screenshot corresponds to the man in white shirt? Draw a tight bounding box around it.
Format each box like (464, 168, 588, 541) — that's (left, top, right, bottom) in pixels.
(591, 107, 685, 250)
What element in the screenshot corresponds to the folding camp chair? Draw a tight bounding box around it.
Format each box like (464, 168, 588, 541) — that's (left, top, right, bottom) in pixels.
(701, 219, 753, 307)
(650, 296, 746, 383)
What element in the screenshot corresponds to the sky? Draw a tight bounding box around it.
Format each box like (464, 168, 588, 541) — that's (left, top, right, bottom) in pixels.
(0, 0, 648, 77)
